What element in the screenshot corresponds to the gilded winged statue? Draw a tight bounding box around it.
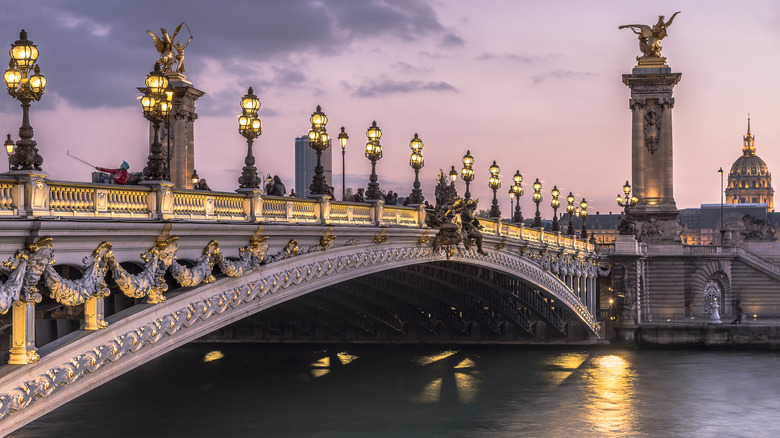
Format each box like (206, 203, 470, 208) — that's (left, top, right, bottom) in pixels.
(619, 12, 680, 59)
(146, 23, 185, 72)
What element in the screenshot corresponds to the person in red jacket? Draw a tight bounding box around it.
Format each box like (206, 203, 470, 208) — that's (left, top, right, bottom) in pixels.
(96, 161, 130, 185)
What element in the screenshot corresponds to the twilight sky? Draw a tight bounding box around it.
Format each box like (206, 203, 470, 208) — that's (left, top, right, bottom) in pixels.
(1, 0, 779, 216)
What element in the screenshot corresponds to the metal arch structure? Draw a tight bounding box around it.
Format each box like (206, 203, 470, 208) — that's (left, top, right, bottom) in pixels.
(0, 237, 600, 431)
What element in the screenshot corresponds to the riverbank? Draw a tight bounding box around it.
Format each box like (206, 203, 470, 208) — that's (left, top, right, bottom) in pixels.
(613, 322, 780, 348)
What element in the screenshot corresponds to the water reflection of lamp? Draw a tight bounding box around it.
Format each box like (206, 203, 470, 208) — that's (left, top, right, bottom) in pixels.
(585, 354, 636, 435)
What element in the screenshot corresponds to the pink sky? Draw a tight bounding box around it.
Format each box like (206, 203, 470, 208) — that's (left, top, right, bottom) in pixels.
(1, 1, 779, 217)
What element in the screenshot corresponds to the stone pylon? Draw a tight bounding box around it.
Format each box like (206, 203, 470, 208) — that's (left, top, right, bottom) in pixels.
(622, 59, 681, 243)
(152, 72, 205, 189)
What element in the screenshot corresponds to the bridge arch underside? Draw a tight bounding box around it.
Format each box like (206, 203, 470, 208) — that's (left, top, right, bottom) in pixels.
(0, 245, 599, 432)
(205, 261, 587, 343)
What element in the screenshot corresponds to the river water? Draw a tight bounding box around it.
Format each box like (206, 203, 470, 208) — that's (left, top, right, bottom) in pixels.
(10, 344, 780, 437)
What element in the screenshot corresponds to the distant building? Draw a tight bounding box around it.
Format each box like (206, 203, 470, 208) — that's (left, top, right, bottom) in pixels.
(294, 136, 332, 198)
(680, 203, 780, 245)
(725, 118, 774, 211)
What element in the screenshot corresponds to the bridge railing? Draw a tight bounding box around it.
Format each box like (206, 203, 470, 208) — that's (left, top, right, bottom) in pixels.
(0, 177, 596, 253)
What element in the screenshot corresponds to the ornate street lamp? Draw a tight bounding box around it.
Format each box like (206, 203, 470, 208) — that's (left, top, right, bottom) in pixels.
(4, 134, 14, 171)
(580, 198, 589, 238)
(550, 185, 561, 232)
(140, 63, 173, 180)
(307, 105, 331, 196)
(616, 180, 638, 215)
(461, 150, 474, 200)
(408, 133, 425, 205)
(511, 170, 524, 223)
(566, 192, 576, 235)
(4, 30, 46, 171)
(449, 165, 458, 187)
(488, 160, 501, 218)
(237, 87, 262, 188)
(532, 178, 543, 228)
(364, 121, 383, 200)
(191, 169, 200, 186)
(338, 127, 349, 200)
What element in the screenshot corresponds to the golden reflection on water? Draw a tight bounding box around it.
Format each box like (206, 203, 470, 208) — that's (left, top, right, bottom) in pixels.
(337, 352, 358, 365)
(583, 354, 637, 435)
(454, 372, 480, 404)
(416, 378, 443, 403)
(310, 356, 331, 378)
(540, 352, 588, 386)
(202, 350, 224, 362)
(415, 350, 457, 366)
(414, 351, 481, 404)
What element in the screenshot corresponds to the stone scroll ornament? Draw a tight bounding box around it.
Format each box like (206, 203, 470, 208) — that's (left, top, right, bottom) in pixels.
(0, 238, 54, 314)
(215, 237, 269, 277)
(44, 242, 113, 307)
(109, 236, 180, 304)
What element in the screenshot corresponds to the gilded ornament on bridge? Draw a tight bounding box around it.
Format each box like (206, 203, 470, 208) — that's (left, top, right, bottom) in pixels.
(426, 171, 486, 256)
(283, 240, 300, 257)
(146, 22, 193, 74)
(619, 12, 680, 63)
(319, 228, 337, 251)
(373, 229, 388, 244)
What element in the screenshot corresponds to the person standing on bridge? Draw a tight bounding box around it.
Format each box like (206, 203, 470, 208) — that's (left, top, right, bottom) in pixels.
(268, 175, 286, 196)
(95, 161, 130, 185)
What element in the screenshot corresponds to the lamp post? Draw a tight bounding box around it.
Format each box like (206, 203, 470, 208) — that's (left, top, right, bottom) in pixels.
(4, 134, 14, 171)
(566, 192, 576, 235)
(408, 133, 424, 205)
(449, 165, 458, 187)
(236, 87, 262, 189)
(339, 127, 349, 200)
(191, 169, 199, 186)
(580, 198, 589, 238)
(461, 150, 474, 200)
(364, 121, 383, 200)
(140, 63, 173, 180)
(532, 178, 543, 228)
(3, 30, 46, 171)
(307, 105, 331, 196)
(718, 167, 724, 238)
(511, 171, 524, 223)
(488, 161, 501, 218)
(550, 185, 561, 232)
(616, 180, 638, 215)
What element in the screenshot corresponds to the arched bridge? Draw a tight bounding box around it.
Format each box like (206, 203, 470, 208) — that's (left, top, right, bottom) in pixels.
(0, 177, 604, 432)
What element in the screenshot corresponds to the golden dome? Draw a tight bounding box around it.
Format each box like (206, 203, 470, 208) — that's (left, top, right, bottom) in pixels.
(725, 116, 774, 211)
(729, 117, 770, 178)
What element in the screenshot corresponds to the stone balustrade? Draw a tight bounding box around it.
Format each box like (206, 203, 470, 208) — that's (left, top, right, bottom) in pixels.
(0, 177, 594, 252)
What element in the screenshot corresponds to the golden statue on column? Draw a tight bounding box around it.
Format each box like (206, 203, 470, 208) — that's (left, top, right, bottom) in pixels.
(619, 12, 680, 64)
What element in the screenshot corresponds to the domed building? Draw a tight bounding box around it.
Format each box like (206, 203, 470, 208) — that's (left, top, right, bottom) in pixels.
(725, 118, 774, 211)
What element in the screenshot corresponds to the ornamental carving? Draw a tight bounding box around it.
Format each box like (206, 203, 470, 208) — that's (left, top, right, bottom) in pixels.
(644, 108, 660, 154)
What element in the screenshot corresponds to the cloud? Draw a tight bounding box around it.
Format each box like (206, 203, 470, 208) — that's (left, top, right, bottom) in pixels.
(532, 69, 595, 84)
(348, 77, 458, 98)
(440, 32, 465, 48)
(392, 62, 433, 74)
(478, 52, 557, 64)
(0, 0, 454, 110)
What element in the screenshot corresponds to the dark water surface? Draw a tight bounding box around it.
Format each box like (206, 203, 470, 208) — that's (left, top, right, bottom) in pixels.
(10, 344, 780, 437)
